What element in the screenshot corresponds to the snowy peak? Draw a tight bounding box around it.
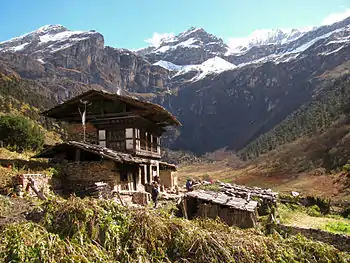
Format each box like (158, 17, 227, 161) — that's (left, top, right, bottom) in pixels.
(142, 27, 229, 65)
(200, 56, 236, 71)
(0, 25, 68, 44)
(227, 27, 313, 54)
(0, 24, 102, 55)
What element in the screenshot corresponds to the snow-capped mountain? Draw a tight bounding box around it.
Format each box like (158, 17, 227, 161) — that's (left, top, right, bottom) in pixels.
(137, 27, 229, 65)
(0, 25, 102, 62)
(0, 16, 350, 155)
(135, 16, 350, 82)
(226, 27, 313, 54)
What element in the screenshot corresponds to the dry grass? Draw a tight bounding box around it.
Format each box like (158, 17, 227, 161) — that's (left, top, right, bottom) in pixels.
(1, 197, 348, 262)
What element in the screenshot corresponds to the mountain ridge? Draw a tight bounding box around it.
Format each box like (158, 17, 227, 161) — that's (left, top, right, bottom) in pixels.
(0, 16, 349, 155)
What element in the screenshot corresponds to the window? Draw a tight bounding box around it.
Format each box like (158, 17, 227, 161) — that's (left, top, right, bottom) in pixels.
(140, 129, 146, 150)
(120, 171, 128, 182)
(147, 133, 152, 151)
(125, 128, 134, 150)
(98, 130, 106, 147)
(152, 135, 158, 152)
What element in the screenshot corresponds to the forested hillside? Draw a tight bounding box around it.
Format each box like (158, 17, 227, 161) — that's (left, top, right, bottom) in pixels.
(240, 76, 350, 164)
(0, 72, 62, 145)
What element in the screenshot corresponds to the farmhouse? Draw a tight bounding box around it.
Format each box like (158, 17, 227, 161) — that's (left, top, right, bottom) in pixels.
(35, 89, 180, 196)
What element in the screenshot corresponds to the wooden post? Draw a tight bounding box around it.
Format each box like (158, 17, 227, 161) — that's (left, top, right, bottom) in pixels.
(182, 197, 188, 220)
(27, 178, 46, 200)
(116, 191, 125, 206)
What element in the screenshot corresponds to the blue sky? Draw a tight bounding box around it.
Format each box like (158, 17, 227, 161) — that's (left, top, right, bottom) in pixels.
(1, 0, 349, 49)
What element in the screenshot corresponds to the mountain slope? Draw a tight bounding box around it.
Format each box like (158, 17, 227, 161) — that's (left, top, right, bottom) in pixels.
(240, 75, 350, 165)
(0, 16, 349, 155)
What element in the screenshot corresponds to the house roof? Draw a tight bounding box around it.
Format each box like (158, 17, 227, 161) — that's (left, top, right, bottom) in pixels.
(34, 141, 177, 170)
(35, 141, 148, 164)
(185, 190, 258, 213)
(41, 89, 181, 126)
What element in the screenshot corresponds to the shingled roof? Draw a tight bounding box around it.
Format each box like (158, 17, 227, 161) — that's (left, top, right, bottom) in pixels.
(35, 141, 150, 164)
(185, 190, 258, 213)
(41, 89, 181, 126)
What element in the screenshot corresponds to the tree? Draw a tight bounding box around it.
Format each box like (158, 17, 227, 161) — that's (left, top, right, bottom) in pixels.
(0, 114, 44, 152)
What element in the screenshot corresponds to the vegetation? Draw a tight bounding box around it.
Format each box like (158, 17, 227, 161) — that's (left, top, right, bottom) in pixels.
(0, 73, 63, 145)
(0, 114, 45, 152)
(343, 160, 350, 174)
(0, 197, 348, 262)
(240, 77, 350, 170)
(278, 203, 350, 236)
(324, 221, 350, 235)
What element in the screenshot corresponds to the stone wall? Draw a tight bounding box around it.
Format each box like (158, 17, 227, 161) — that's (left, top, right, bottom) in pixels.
(62, 160, 141, 194)
(63, 160, 117, 182)
(132, 191, 151, 206)
(277, 224, 350, 252)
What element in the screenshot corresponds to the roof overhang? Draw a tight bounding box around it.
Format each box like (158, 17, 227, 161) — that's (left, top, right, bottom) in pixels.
(41, 89, 181, 127)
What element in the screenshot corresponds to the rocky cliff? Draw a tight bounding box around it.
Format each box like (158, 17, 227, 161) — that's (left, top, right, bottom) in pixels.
(0, 18, 350, 154)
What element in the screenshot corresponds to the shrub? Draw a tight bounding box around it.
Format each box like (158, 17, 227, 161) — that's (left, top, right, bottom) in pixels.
(343, 160, 350, 174)
(306, 205, 322, 217)
(0, 114, 44, 152)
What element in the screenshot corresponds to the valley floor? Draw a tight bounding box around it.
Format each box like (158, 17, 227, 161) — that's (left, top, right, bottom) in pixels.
(176, 159, 350, 201)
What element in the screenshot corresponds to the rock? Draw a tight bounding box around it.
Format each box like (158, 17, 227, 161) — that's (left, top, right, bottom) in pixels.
(291, 191, 300, 197)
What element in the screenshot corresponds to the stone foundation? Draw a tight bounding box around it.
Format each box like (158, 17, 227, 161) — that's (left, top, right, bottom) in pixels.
(61, 160, 140, 195)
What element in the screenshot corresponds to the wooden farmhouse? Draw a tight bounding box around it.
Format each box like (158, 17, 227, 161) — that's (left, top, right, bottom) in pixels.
(35, 90, 180, 196)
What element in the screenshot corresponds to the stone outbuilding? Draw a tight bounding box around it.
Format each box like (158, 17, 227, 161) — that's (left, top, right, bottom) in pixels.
(181, 190, 258, 228)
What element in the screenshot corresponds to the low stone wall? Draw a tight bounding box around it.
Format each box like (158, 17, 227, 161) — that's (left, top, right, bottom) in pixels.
(63, 160, 117, 182)
(277, 224, 350, 251)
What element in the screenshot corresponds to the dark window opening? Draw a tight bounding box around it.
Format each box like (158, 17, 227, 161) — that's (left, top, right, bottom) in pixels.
(120, 171, 128, 182)
(141, 166, 145, 185)
(140, 129, 146, 150)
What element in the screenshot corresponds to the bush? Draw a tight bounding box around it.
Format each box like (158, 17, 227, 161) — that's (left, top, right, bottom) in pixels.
(306, 205, 322, 217)
(0, 114, 44, 152)
(343, 161, 350, 174)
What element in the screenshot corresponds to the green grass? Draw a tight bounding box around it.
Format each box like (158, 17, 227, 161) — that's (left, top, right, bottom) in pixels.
(278, 203, 350, 235)
(323, 221, 350, 235)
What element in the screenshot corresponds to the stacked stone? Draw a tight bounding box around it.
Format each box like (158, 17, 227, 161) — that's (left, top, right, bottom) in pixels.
(70, 182, 112, 198)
